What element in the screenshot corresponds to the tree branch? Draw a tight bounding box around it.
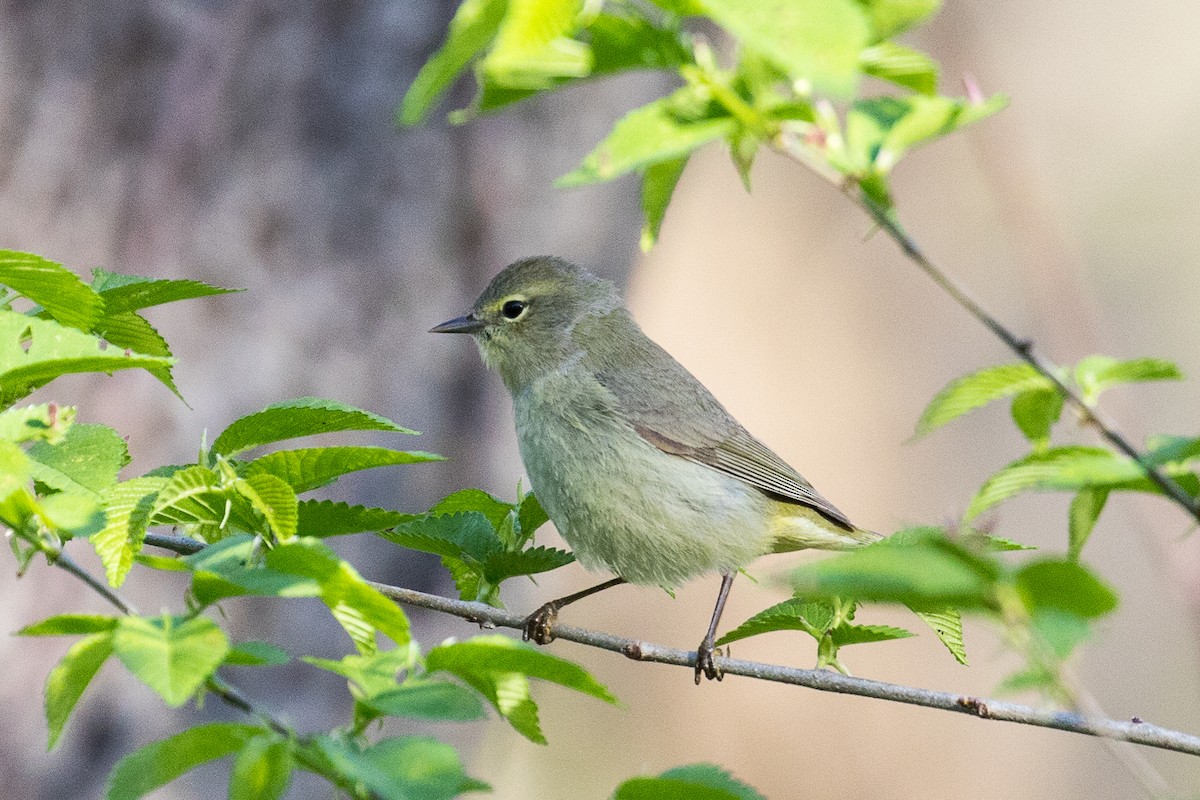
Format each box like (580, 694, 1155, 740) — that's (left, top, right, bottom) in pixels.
(772, 131, 1200, 525)
(141, 532, 1200, 758)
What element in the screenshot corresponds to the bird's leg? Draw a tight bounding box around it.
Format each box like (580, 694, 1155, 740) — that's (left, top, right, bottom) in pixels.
(523, 577, 627, 645)
(695, 572, 735, 684)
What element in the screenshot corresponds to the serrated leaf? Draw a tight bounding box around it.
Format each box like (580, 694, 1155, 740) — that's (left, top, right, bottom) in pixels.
(105, 722, 262, 800)
(380, 512, 503, 563)
(517, 491, 549, 540)
(0, 310, 173, 406)
(426, 635, 615, 703)
(716, 597, 828, 646)
(481, 0, 591, 91)
(147, 464, 227, 527)
(93, 477, 166, 587)
(0, 250, 103, 331)
(90, 311, 180, 397)
(1075, 355, 1182, 402)
(364, 680, 487, 722)
(266, 539, 411, 651)
(702, 0, 869, 98)
(0, 403, 76, 445)
(303, 647, 417, 698)
(482, 545, 574, 582)
(912, 607, 966, 665)
(1010, 388, 1064, 449)
(235, 473, 298, 541)
(829, 622, 914, 646)
(860, 41, 937, 94)
(915, 363, 1051, 437)
(431, 488, 514, 529)
(295, 499, 415, 538)
(399, 0, 509, 125)
(185, 535, 322, 604)
(213, 397, 417, 457)
(967, 446, 1139, 520)
(615, 763, 766, 800)
(28, 423, 129, 497)
(558, 88, 736, 187)
(1068, 488, 1108, 561)
(225, 641, 291, 666)
(95, 274, 237, 314)
(45, 632, 113, 750)
(641, 156, 688, 251)
(1014, 559, 1118, 619)
(246, 446, 442, 494)
(111, 614, 230, 706)
(314, 735, 488, 800)
(848, 93, 1007, 175)
(39, 491, 105, 536)
(229, 734, 292, 800)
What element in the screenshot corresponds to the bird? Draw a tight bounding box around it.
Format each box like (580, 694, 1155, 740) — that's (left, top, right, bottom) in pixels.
(431, 256, 877, 682)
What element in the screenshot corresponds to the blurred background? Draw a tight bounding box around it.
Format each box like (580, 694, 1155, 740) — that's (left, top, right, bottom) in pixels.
(2, 0, 1200, 797)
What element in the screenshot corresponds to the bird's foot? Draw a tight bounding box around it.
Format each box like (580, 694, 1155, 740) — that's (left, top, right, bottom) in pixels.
(694, 638, 725, 684)
(522, 602, 560, 645)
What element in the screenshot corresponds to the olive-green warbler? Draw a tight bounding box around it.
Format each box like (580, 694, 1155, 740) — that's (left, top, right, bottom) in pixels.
(433, 256, 876, 681)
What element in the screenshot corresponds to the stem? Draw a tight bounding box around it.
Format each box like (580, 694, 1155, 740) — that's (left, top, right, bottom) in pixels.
(771, 130, 1200, 524)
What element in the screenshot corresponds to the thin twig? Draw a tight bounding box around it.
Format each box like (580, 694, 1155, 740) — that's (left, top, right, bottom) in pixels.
(772, 130, 1200, 524)
(135, 532, 1200, 758)
(52, 550, 138, 615)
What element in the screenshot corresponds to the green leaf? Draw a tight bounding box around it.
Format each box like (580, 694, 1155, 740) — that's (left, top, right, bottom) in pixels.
(701, 0, 869, 98)
(93, 477, 166, 587)
(185, 535, 322, 605)
(225, 641, 291, 666)
(517, 491, 549, 540)
(399, 0, 509, 125)
(45, 632, 113, 749)
(1031, 609, 1091, 660)
(19, 614, 119, 636)
(1010, 388, 1064, 449)
(0, 402, 76, 445)
(860, 41, 937, 94)
(312, 735, 488, 800)
(303, 647, 417, 698)
(111, 614, 230, 706)
(234, 473, 298, 541)
(364, 680, 487, 722)
(615, 763, 766, 800)
(90, 311, 180, 397)
(857, 0, 941, 40)
(296, 499, 415, 537)
(0, 250, 103, 331)
(380, 512, 503, 563)
(38, 491, 105, 536)
(481, 0, 590, 90)
(558, 88, 737, 188)
(0, 310, 174, 406)
(94, 272, 237, 314)
(147, 465, 228, 529)
(788, 529, 1000, 611)
(105, 722, 262, 800)
(266, 539, 412, 651)
(915, 363, 1051, 437)
(641, 156, 688, 251)
(432, 488, 515, 529)
(246, 446, 442, 494)
(426, 635, 615, 703)
(28, 423, 129, 497)
(829, 622, 914, 646)
(213, 397, 417, 457)
(716, 598, 828, 646)
(912, 607, 966, 665)
(967, 446, 1139, 520)
(1075, 355, 1182, 402)
(587, 11, 692, 75)
(1068, 488, 1108, 561)
(483, 545, 574, 582)
(1014, 559, 1118, 619)
(230, 734, 293, 800)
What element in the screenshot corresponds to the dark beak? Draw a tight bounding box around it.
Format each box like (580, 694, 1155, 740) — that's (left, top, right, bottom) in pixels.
(430, 314, 486, 334)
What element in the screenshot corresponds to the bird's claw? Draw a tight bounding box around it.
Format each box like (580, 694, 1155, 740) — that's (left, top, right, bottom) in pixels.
(522, 603, 559, 645)
(694, 639, 725, 684)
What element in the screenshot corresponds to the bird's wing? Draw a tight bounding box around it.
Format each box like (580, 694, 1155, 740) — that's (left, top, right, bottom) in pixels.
(579, 312, 855, 531)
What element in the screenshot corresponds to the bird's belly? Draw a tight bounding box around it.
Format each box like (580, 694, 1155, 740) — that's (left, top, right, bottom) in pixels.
(515, 392, 770, 587)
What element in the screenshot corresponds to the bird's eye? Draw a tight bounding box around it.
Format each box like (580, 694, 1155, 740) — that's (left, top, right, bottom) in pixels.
(501, 300, 527, 320)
